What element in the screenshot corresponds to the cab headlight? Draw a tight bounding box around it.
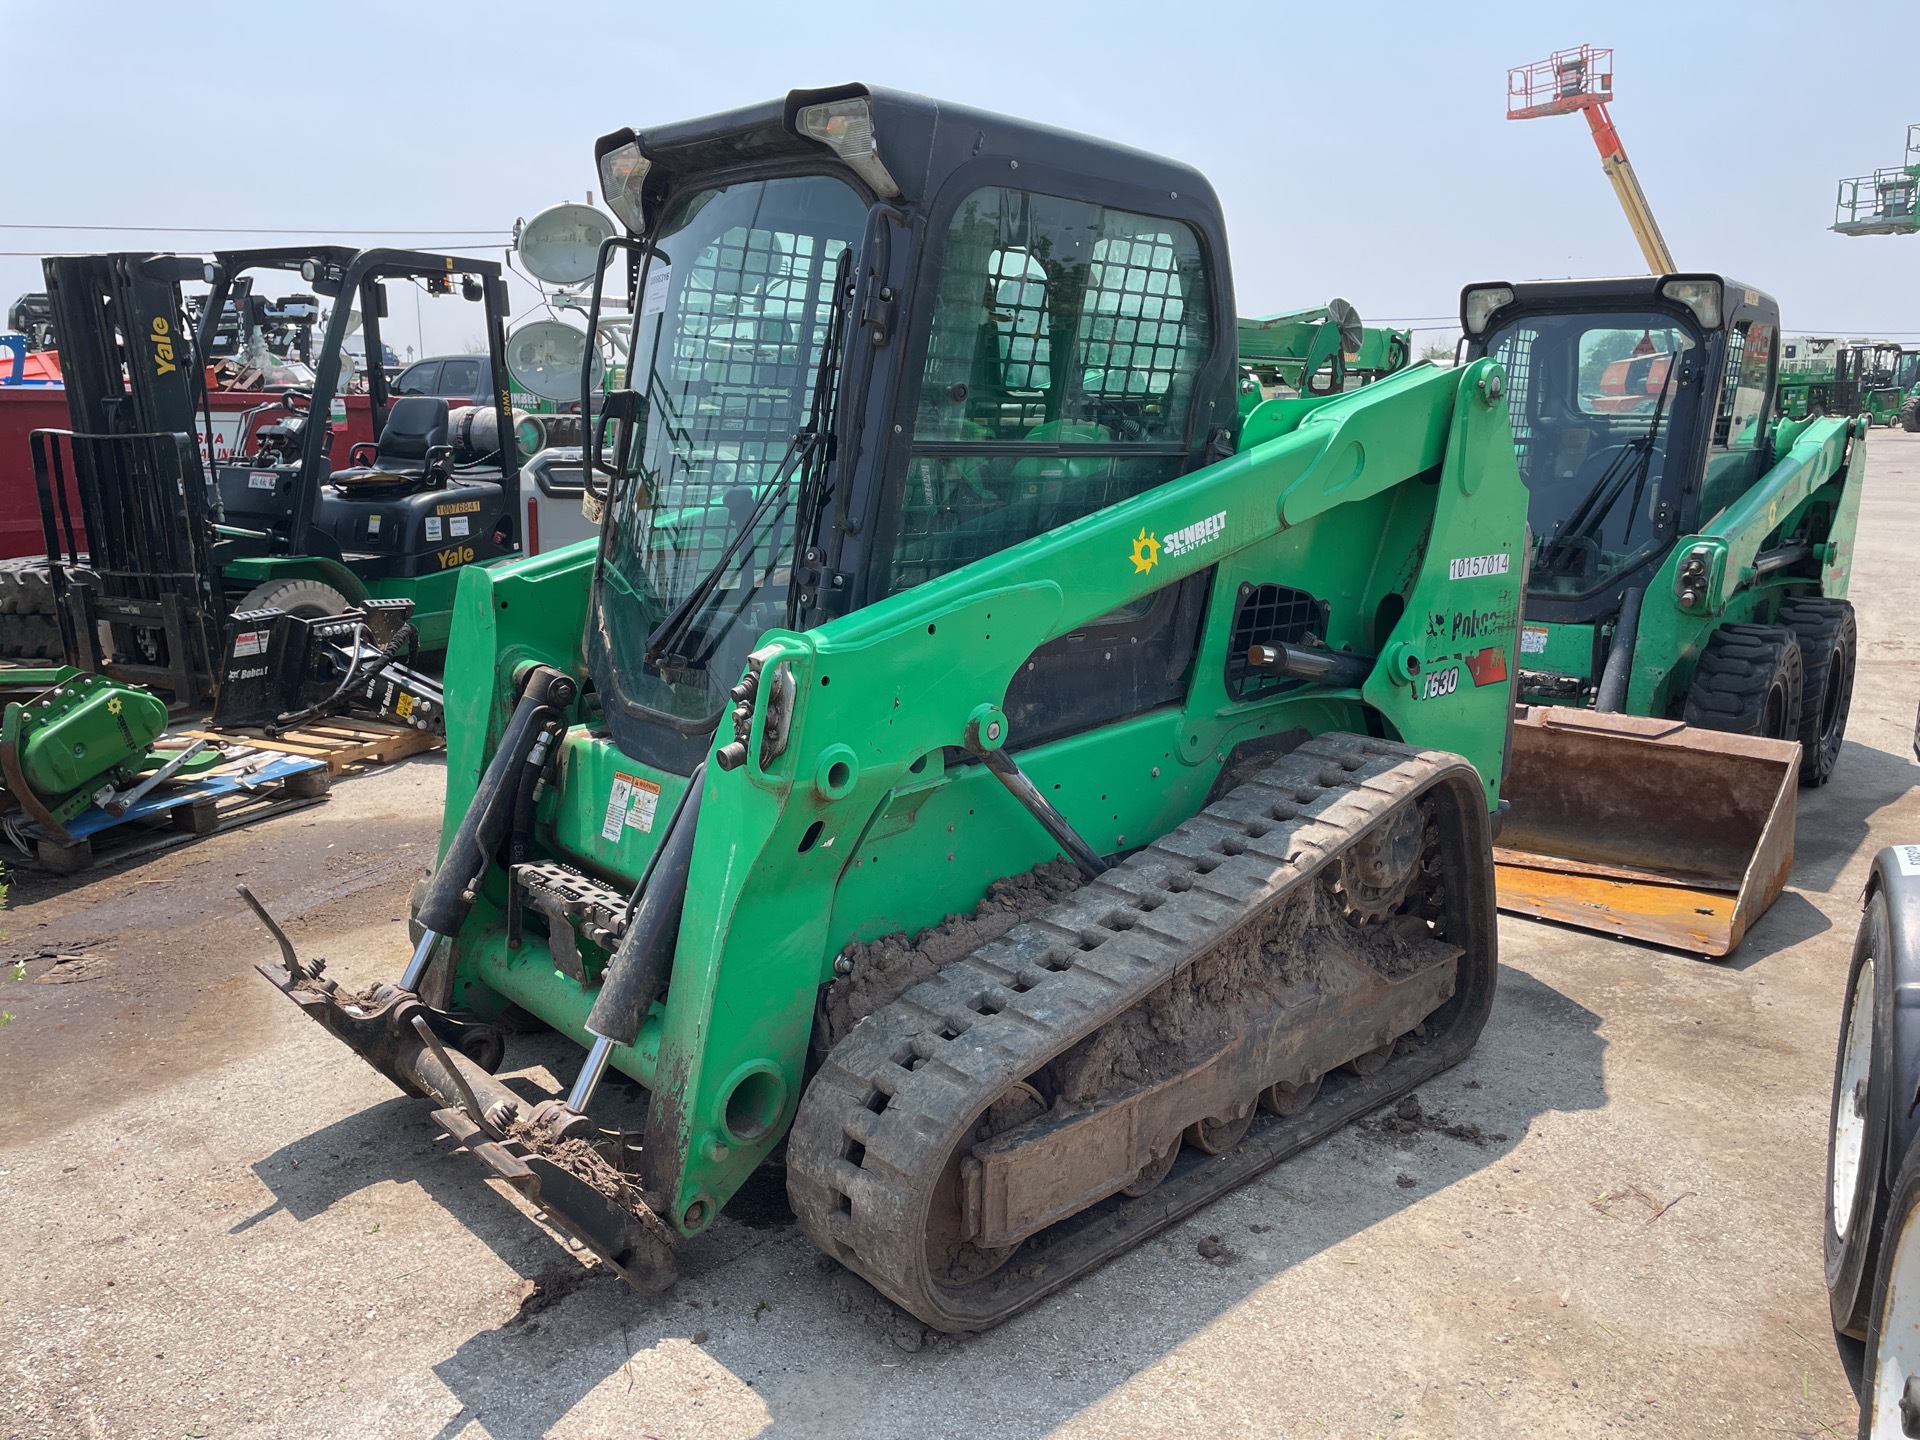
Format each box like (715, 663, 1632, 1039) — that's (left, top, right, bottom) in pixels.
(598, 141, 652, 235)
(796, 97, 900, 198)
(1462, 284, 1514, 338)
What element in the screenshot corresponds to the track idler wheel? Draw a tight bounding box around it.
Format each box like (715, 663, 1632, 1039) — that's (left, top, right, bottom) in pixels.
(1345, 1040, 1397, 1076)
(1121, 1138, 1180, 1196)
(1186, 1097, 1258, 1155)
(1261, 1073, 1323, 1117)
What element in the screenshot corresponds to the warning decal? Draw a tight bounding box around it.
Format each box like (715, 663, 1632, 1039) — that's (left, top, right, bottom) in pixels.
(601, 772, 664, 841)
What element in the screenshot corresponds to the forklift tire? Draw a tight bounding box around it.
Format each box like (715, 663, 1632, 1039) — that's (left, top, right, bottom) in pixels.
(1681, 623, 1804, 744)
(1780, 597, 1857, 787)
(237, 578, 351, 619)
(0, 612, 62, 660)
(0, 557, 53, 615)
(1902, 395, 1920, 434)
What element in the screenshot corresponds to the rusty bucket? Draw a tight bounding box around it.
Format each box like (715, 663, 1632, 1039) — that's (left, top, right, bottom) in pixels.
(1494, 707, 1802, 957)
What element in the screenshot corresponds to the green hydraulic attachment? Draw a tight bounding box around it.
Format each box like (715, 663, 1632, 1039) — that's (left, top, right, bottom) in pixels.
(0, 669, 218, 840)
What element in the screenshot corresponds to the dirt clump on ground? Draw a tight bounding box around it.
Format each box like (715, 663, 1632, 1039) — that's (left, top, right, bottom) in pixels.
(820, 1257, 960, 1354)
(1364, 1092, 1507, 1149)
(821, 860, 1083, 1047)
(1195, 1234, 1237, 1264)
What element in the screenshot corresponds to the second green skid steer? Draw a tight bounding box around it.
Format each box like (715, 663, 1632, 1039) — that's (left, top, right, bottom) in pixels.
(251, 85, 1530, 1331)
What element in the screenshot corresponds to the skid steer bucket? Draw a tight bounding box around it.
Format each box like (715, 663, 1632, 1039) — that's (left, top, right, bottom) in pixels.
(1494, 707, 1802, 957)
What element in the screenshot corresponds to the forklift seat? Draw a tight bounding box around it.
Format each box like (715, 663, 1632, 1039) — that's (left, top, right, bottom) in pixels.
(330, 396, 452, 490)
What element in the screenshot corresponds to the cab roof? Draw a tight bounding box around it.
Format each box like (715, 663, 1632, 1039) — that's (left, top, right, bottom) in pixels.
(595, 83, 1221, 231)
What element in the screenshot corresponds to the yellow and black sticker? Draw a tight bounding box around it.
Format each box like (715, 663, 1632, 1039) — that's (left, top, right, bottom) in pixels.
(434, 499, 482, 517)
(150, 317, 177, 377)
(1129, 528, 1160, 575)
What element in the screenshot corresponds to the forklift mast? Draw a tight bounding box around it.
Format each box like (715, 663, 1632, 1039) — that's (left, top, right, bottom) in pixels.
(43, 253, 212, 441)
(38, 252, 227, 700)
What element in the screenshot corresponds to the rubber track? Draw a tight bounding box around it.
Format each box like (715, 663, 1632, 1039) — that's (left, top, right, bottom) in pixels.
(788, 733, 1496, 1331)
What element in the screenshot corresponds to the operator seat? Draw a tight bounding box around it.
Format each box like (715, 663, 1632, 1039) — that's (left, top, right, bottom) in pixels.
(329, 396, 452, 491)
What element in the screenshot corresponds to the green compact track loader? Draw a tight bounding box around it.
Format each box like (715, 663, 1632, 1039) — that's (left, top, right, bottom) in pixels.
(254, 85, 1531, 1330)
(1461, 276, 1865, 954)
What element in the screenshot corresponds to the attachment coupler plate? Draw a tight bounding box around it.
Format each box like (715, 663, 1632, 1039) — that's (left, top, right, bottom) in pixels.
(254, 950, 678, 1292)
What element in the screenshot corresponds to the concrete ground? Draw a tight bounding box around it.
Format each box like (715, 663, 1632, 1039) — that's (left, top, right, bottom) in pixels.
(2, 433, 1917, 1440)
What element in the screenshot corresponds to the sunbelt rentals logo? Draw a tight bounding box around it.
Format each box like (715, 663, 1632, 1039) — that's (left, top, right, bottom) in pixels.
(1130, 528, 1161, 574)
(1131, 511, 1226, 575)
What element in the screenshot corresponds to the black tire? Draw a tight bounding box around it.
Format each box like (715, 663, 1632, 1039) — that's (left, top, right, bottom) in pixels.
(1781, 597, 1858, 787)
(1859, 1132, 1920, 1436)
(1832, 890, 1897, 1341)
(237, 578, 351, 619)
(1682, 623, 1805, 742)
(0, 557, 50, 616)
(0, 611, 62, 660)
(1901, 395, 1920, 434)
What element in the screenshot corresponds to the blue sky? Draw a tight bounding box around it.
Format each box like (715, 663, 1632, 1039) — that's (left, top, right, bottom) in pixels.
(4, 0, 1917, 354)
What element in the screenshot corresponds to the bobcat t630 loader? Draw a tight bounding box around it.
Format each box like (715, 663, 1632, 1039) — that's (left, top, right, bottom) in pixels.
(254, 86, 1529, 1331)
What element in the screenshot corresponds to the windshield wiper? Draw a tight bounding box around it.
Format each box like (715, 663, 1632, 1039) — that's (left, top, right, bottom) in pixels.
(1540, 351, 1683, 577)
(640, 430, 809, 672)
(785, 248, 854, 631)
(643, 248, 854, 673)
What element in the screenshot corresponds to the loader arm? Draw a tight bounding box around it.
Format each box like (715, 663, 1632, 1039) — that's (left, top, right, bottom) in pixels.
(1624, 411, 1863, 716)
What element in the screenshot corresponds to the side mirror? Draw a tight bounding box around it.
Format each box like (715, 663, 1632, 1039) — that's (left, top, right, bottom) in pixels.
(582, 232, 650, 501)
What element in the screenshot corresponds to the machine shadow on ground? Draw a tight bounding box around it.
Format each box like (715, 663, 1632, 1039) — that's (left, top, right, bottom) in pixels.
(1793, 738, 1920, 895)
(242, 963, 1608, 1439)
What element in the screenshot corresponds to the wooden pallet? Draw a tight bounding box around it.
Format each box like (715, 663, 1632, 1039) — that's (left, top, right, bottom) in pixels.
(181, 716, 442, 774)
(15, 752, 332, 875)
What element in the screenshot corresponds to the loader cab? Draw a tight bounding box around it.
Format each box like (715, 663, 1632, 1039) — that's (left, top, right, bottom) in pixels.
(201, 247, 521, 588)
(1461, 274, 1778, 629)
(585, 85, 1239, 771)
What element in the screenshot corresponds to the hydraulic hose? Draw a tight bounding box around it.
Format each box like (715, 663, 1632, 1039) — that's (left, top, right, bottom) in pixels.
(583, 764, 705, 1049)
(1594, 586, 1644, 714)
(507, 721, 561, 869)
(413, 666, 576, 940)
